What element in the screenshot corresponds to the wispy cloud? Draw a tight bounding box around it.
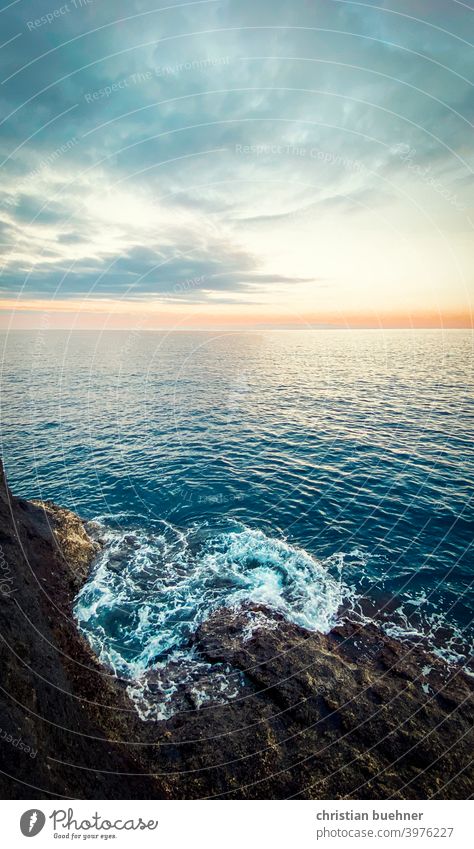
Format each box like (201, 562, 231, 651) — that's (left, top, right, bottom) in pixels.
(0, 0, 472, 325)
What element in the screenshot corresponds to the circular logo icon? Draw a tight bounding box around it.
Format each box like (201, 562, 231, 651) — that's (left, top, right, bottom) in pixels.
(20, 810, 46, 837)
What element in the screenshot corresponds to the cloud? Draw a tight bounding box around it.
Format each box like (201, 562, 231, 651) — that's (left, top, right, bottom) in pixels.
(0, 0, 471, 315)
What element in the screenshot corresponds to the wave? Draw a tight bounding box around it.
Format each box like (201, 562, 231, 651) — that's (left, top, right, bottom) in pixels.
(74, 523, 357, 719)
(74, 522, 472, 720)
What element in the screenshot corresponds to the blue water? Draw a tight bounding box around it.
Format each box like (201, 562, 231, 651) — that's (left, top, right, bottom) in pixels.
(1, 329, 473, 717)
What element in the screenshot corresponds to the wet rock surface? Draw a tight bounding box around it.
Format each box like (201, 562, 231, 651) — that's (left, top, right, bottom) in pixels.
(0, 461, 472, 799)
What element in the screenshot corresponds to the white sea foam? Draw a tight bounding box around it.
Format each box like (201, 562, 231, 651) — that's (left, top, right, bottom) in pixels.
(74, 523, 356, 719)
(196, 528, 348, 633)
(74, 523, 472, 721)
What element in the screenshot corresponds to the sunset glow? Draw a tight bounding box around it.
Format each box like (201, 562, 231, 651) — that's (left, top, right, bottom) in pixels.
(0, 0, 472, 327)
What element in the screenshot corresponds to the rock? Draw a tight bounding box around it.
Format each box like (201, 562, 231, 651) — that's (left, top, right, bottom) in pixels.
(124, 535, 139, 548)
(0, 459, 472, 799)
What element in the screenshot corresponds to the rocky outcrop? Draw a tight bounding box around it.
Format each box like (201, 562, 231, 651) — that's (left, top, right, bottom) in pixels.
(0, 461, 155, 799)
(0, 460, 472, 799)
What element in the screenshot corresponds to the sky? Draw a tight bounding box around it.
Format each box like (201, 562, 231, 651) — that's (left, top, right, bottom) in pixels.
(0, 0, 472, 330)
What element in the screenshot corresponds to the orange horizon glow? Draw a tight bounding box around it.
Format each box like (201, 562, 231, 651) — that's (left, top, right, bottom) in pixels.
(0, 299, 472, 330)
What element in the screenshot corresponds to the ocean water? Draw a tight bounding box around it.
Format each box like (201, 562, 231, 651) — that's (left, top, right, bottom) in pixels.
(1, 329, 473, 718)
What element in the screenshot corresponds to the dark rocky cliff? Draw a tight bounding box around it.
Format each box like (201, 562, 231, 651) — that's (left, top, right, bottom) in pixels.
(0, 460, 155, 798)
(0, 460, 472, 799)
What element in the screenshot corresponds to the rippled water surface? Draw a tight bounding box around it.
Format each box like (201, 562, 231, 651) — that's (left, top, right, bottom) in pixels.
(1, 330, 473, 715)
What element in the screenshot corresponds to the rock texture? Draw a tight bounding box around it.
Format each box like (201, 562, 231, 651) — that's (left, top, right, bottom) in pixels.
(0, 460, 472, 799)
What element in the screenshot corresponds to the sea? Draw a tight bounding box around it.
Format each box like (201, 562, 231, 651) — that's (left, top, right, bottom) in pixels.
(1, 329, 473, 718)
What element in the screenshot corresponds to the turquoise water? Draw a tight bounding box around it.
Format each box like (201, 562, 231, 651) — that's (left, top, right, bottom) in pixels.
(1, 329, 473, 716)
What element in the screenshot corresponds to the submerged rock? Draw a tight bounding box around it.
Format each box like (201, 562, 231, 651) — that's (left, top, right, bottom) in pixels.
(0, 459, 472, 799)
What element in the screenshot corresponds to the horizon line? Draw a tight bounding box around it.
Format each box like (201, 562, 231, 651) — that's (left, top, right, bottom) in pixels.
(1, 325, 473, 332)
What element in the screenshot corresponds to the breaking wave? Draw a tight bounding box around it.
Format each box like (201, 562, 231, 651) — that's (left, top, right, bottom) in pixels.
(74, 522, 355, 719)
(74, 521, 472, 720)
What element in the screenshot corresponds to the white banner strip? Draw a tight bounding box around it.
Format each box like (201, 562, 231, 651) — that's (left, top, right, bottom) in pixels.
(1, 799, 471, 848)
